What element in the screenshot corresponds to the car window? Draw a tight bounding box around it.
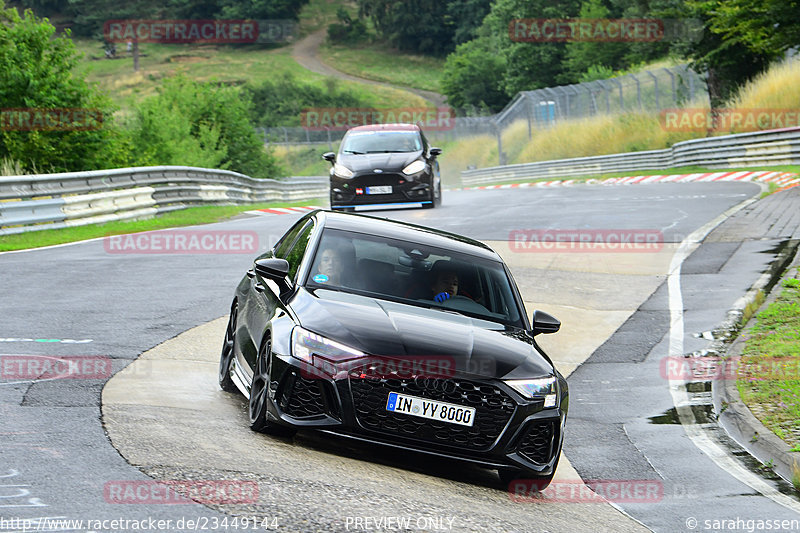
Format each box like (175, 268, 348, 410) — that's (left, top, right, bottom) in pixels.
(305, 228, 523, 327)
(274, 219, 309, 259)
(283, 221, 314, 281)
(340, 131, 422, 154)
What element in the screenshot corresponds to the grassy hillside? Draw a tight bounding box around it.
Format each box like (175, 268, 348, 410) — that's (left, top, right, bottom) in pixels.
(319, 42, 444, 93)
(73, 40, 426, 113)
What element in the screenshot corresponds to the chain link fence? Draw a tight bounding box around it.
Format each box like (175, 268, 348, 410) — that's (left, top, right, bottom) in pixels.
(258, 64, 708, 165)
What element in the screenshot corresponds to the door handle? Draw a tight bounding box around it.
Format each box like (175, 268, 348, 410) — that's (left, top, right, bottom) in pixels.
(246, 270, 255, 278)
(254, 283, 266, 292)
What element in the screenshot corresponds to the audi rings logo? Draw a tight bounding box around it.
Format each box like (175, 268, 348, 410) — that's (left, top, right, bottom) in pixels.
(413, 376, 457, 395)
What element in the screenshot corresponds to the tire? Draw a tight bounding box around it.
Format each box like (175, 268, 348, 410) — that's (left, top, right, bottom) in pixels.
(498, 469, 555, 491)
(423, 181, 441, 209)
(218, 302, 238, 392)
(248, 337, 296, 437)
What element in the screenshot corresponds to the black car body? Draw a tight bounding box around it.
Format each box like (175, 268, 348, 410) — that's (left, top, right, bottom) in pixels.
(219, 211, 567, 484)
(324, 124, 442, 211)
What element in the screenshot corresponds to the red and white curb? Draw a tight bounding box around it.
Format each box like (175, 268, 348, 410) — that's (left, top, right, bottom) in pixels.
(461, 170, 800, 191)
(245, 205, 323, 216)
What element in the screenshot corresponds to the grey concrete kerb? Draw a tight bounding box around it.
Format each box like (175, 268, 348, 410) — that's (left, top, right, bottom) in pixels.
(714, 240, 800, 486)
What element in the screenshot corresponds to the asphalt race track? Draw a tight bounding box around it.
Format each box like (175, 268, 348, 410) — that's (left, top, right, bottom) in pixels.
(3, 181, 800, 532)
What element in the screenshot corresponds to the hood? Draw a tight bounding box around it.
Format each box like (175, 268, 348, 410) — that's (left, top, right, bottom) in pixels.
(290, 288, 554, 380)
(337, 151, 422, 173)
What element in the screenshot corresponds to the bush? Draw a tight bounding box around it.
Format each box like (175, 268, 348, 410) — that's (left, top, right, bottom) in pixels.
(327, 7, 369, 44)
(128, 76, 282, 179)
(0, 3, 129, 173)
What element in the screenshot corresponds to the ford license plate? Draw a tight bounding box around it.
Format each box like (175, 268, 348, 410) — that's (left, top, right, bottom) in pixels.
(366, 186, 392, 195)
(386, 392, 475, 427)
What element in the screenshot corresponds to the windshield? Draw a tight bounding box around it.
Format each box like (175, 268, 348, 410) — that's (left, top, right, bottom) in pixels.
(340, 131, 422, 154)
(304, 228, 524, 328)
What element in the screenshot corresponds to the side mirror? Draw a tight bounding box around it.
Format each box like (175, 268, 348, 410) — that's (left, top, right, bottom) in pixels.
(322, 152, 336, 163)
(430, 147, 442, 157)
(531, 310, 560, 335)
(254, 258, 290, 281)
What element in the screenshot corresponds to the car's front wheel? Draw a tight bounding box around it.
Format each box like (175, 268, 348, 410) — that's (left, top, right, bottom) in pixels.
(248, 338, 296, 437)
(423, 180, 441, 209)
(498, 469, 556, 492)
(218, 302, 238, 392)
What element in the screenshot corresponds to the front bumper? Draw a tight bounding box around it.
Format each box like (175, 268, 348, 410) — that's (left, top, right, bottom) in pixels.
(330, 172, 433, 208)
(266, 354, 567, 475)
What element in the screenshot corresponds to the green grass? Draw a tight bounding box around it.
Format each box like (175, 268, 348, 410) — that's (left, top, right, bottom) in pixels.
(272, 145, 333, 176)
(737, 268, 800, 449)
(298, 0, 347, 35)
(319, 42, 444, 93)
(73, 40, 426, 113)
(0, 200, 324, 252)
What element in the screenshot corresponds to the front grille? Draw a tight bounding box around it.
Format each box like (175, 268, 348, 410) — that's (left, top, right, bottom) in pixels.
(349, 373, 516, 451)
(516, 421, 556, 464)
(283, 376, 326, 418)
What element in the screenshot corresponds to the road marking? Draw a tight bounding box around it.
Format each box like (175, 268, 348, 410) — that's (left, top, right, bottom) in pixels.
(665, 196, 800, 514)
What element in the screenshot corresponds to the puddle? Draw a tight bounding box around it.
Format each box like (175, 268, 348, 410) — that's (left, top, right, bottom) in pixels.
(649, 404, 716, 425)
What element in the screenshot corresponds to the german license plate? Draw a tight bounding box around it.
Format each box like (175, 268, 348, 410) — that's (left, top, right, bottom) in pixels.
(366, 186, 392, 195)
(386, 392, 475, 427)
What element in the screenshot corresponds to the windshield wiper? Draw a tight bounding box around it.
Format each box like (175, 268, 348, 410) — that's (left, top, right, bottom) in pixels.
(343, 150, 365, 154)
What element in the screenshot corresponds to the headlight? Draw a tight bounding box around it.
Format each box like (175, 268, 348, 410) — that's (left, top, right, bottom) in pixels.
(291, 327, 363, 365)
(505, 376, 558, 407)
(402, 160, 426, 175)
(333, 163, 354, 178)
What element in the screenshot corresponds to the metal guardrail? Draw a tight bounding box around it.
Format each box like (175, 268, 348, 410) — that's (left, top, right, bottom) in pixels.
(0, 166, 327, 235)
(460, 128, 800, 186)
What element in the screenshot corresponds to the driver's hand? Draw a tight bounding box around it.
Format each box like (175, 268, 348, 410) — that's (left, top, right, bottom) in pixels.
(434, 292, 451, 303)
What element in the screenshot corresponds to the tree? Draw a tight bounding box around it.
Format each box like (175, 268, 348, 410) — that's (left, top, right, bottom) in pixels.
(480, 0, 582, 94)
(0, 2, 128, 172)
(441, 38, 508, 112)
(705, 0, 800, 58)
(561, 0, 627, 83)
(129, 76, 282, 178)
(682, 0, 773, 107)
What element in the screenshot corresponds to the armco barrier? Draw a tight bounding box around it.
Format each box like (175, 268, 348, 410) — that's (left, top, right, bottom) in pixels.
(0, 166, 327, 235)
(461, 127, 800, 186)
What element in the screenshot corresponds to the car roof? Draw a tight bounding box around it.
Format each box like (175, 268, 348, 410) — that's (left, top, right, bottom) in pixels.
(346, 123, 421, 133)
(313, 210, 501, 262)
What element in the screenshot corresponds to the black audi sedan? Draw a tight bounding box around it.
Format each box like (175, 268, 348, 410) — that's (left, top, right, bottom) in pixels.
(323, 123, 442, 211)
(219, 210, 567, 486)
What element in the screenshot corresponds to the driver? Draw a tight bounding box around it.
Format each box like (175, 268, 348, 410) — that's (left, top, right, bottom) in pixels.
(315, 247, 344, 285)
(430, 265, 459, 303)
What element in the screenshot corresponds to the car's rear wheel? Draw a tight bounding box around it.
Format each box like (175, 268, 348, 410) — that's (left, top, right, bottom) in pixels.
(218, 302, 238, 392)
(248, 338, 296, 437)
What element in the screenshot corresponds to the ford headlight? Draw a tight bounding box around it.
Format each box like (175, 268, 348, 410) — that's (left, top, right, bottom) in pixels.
(506, 377, 558, 407)
(402, 160, 426, 175)
(333, 163, 354, 178)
